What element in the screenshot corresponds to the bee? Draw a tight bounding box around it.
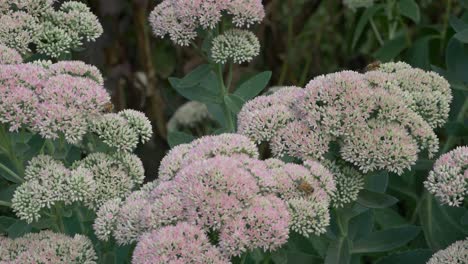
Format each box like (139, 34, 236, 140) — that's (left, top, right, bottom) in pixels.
(297, 180, 314, 195)
(102, 102, 114, 113)
(365, 61, 381, 72)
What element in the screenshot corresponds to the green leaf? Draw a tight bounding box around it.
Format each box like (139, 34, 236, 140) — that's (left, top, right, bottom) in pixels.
(0, 184, 18, 206)
(206, 103, 226, 127)
(173, 64, 211, 88)
(419, 194, 467, 250)
(285, 252, 322, 263)
(455, 29, 468, 43)
(445, 121, 468, 137)
(234, 71, 272, 100)
(405, 36, 437, 70)
(398, 0, 420, 23)
(7, 219, 32, 238)
(374, 35, 407, 62)
(0, 216, 16, 233)
(352, 4, 385, 50)
(357, 189, 398, 209)
(348, 210, 373, 241)
(325, 237, 350, 264)
(449, 15, 468, 32)
(0, 161, 22, 184)
(351, 225, 420, 253)
(446, 36, 468, 83)
(167, 131, 196, 148)
(375, 249, 432, 264)
(374, 208, 409, 229)
(224, 94, 245, 114)
(169, 72, 222, 104)
(365, 171, 388, 192)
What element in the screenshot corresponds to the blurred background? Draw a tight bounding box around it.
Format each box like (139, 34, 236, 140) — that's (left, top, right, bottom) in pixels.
(71, 0, 467, 180)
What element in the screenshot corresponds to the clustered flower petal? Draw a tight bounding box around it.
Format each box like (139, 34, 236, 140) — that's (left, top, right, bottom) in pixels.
(0, 0, 102, 57)
(211, 29, 260, 64)
(149, 0, 264, 46)
(94, 134, 336, 259)
(158, 133, 259, 181)
(0, 44, 22, 64)
(0, 62, 111, 144)
(424, 146, 468, 207)
(0, 231, 97, 263)
(369, 62, 452, 128)
(132, 222, 229, 264)
(12, 152, 144, 223)
(427, 238, 468, 264)
(323, 160, 365, 208)
(49, 61, 104, 85)
(238, 63, 449, 175)
(91, 110, 153, 152)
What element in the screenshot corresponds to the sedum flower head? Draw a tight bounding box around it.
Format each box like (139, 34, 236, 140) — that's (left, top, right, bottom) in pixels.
(35, 21, 74, 58)
(133, 222, 229, 264)
(0, 231, 97, 263)
(7, 0, 55, 15)
(167, 101, 213, 132)
(424, 146, 468, 207)
(0, 63, 111, 144)
(323, 160, 365, 208)
(149, 0, 264, 46)
(288, 197, 330, 237)
(72, 152, 144, 210)
(238, 65, 447, 176)
(119, 109, 153, 143)
(158, 133, 259, 181)
(427, 238, 468, 264)
(13, 152, 144, 223)
(340, 121, 419, 175)
(0, 44, 22, 64)
(93, 198, 123, 241)
(373, 63, 452, 128)
(219, 195, 290, 256)
(175, 156, 261, 230)
(49, 61, 104, 85)
(91, 114, 140, 152)
(12, 155, 95, 223)
(211, 29, 260, 64)
(237, 87, 301, 143)
(0, 1, 102, 57)
(0, 11, 38, 54)
(57, 1, 103, 43)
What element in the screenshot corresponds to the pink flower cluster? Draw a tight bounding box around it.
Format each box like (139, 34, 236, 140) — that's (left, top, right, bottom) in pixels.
(0, 61, 110, 144)
(425, 146, 468, 207)
(0, 44, 22, 64)
(149, 0, 264, 46)
(0, 230, 97, 263)
(238, 64, 450, 175)
(94, 134, 335, 261)
(132, 222, 229, 264)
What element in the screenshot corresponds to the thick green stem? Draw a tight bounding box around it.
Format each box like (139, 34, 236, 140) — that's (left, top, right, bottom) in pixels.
(0, 125, 25, 179)
(54, 205, 66, 233)
(216, 64, 235, 132)
(440, 0, 453, 53)
(226, 62, 233, 92)
(74, 207, 88, 235)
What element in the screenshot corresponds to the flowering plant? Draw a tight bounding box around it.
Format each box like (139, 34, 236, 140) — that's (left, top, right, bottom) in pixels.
(0, 0, 467, 263)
